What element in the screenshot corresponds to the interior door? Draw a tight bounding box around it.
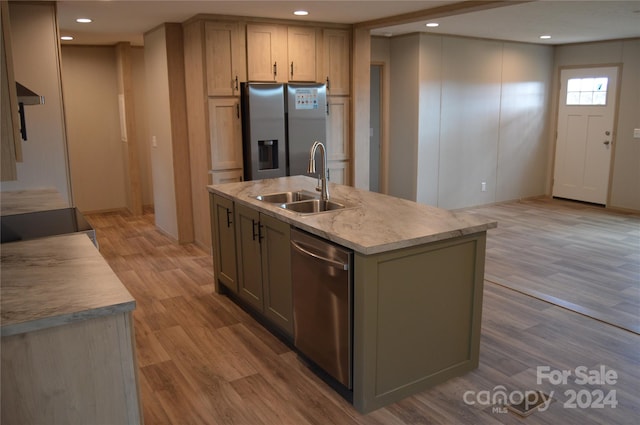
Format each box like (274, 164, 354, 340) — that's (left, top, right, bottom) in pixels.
(553, 67, 618, 205)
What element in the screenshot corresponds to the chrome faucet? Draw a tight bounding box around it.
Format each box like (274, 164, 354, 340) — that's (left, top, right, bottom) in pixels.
(308, 141, 329, 201)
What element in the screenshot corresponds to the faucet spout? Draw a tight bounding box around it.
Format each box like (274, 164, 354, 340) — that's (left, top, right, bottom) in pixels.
(308, 141, 329, 201)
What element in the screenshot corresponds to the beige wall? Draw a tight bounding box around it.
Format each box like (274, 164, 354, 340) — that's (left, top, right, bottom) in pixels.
(553, 39, 640, 211)
(131, 47, 153, 207)
(61, 46, 152, 213)
(378, 33, 553, 209)
(61, 46, 127, 212)
(1, 3, 71, 204)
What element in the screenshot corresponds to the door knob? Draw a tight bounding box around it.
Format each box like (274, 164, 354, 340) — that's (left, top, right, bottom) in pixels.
(603, 140, 610, 145)
(605, 131, 611, 136)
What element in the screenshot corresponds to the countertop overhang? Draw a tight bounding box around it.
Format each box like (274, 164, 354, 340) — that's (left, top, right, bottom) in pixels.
(208, 176, 497, 255)
(1, 233, 135, 337)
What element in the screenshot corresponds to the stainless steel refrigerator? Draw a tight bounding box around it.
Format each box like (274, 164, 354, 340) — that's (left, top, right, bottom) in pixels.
(241, 82, 327, 180)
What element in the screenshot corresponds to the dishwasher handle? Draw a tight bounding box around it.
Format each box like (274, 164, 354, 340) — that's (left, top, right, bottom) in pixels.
(291, 239, 349, 271)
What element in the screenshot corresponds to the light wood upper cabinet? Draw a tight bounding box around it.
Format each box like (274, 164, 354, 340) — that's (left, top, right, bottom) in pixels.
(246, 23, 286, 82)
(323, 29, 350, 95)
(287, 26, 318, 82)
(208, 97, 243, 171)
(205, 22, 246, 96)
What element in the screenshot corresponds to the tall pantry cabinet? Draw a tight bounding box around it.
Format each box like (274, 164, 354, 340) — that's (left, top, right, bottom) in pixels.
(184, 16, 351, 251)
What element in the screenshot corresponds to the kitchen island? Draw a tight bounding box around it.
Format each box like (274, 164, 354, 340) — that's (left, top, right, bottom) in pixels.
(208, 176, 496, 413)
(0, 233, 142, 424)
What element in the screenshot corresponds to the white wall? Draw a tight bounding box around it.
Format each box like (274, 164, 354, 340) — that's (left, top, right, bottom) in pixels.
(553, 39, 640, 211)
(144, 26, 178, 239)
(1, 3, 71, 204)
(380, 33, 553, 210)
(61, 46, 127, 213)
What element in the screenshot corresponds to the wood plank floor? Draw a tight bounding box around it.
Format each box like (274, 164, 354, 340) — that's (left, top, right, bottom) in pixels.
(86, 209, 640, 424)
(465, 197, 640, 334)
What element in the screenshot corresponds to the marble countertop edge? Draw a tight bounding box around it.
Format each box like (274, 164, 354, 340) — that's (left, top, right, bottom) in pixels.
(207, 176, 497, 255)
(1, 300, 136, 337)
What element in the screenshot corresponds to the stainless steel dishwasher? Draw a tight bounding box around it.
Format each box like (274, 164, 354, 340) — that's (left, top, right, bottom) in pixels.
(290, 228, 353, 389)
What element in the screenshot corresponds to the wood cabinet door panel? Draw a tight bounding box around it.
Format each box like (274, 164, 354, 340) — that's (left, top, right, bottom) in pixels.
(246, 24, 285, 82)
(211, 194, 238, 291)
(287, 26, 317, 82)
(260, 214, 293, 335)
(208, 98, 242, 170)
(323, 29, 350, 95)
(326, 96, 350, 161)
(235, 204, 263, 309)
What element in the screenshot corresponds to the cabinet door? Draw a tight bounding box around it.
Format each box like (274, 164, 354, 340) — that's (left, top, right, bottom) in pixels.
(208, 97, 243, 171)
(328, 160, 350, 186)
(235, 204, 264, 310)
(205, 22, 245, 96)
(326, 96, 350, 161)
(287, 26, 317, 82)
(246, 24, 285, 82)
(211, 194, 238, 292)
(323, 29, 350, 95)
(260, 214, 293, 336)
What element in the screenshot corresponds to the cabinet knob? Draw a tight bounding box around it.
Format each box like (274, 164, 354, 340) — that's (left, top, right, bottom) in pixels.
(291, 62, 294, 77)
(234, 76, 239, 91)
(273, 62, 277, 77)
(326, 77, 330, 90)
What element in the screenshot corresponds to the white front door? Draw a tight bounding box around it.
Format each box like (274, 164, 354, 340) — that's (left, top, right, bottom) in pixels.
(553, 66, 618, 205)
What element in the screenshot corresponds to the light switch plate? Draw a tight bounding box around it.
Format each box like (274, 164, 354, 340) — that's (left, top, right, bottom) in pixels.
(634, 128, 640, 139)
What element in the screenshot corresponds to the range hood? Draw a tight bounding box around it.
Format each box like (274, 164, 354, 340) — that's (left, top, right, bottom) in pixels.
(16, 82, 44, 141)
(16, 82, 44, 105)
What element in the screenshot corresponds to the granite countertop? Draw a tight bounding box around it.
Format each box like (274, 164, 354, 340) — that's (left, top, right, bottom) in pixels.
(208, 176, 497, 255)
(1, 233, 135, 337)
(1, 188, 68, 216)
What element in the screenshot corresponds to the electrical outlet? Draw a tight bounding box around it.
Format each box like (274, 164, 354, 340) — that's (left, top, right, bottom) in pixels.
(151, 135, 158, 148)
(481, 181, 487, 192)
(633, 128, 640, 139)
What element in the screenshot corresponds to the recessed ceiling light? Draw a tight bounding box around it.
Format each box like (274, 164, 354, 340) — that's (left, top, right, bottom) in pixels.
(425, 22, 439, 28)
(61, 36, 74, 41)
(76, 18, 92, 23)
(540, 35, 552, 39)
(294, 10, 309, 16)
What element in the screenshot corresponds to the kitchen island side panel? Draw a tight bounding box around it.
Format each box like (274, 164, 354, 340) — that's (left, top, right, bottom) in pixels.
(1, 312, 142, 424)
(353, 232, 486, 413)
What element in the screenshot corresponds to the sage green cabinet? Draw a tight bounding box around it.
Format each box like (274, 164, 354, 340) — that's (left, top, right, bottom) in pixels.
(259, 214, 292, 335)
(210, 194, 238, 292)
(235, 204, 264, 308)
(234, 203, 293, 336)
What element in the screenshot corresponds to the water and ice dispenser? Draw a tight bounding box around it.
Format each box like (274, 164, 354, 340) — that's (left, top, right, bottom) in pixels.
(258, 140, 279, 171)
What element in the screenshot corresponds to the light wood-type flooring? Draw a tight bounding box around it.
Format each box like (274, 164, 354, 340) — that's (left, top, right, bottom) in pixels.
(465, 197, 640, 334)
(86, 208, 640, 424)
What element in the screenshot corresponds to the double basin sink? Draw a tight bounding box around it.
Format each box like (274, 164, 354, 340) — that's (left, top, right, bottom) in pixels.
(255, 190, 351, 214)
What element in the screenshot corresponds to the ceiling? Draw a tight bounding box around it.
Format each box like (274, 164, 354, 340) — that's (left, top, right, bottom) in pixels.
(56, 0, 640, 46)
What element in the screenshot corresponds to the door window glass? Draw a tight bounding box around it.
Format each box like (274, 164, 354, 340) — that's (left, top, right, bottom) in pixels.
(566, 77, 608, 105)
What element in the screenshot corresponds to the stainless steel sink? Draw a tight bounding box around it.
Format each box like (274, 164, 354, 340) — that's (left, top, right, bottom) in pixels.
(255, 190, 318, 204)
(280, 199, 349, 214)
